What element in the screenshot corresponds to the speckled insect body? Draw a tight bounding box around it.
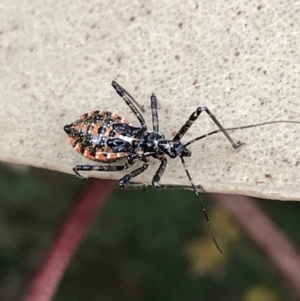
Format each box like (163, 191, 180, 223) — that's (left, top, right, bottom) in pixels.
(64, 81, 245, 252)
(65, 110, 141, 164)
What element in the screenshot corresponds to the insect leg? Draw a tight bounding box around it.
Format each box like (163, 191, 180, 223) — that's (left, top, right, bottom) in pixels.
(185, 120, 300, 147)
(154, 183, 206, 192)
(173, 107, 243, 149)
(118, 163, 149, 189)
(150, 93, 159, 132)
(151, 157, 205, 191)
(152, 158, 167, 187)
(151, 156, 221, 252)
(73, 163, 131, 179)
(180, 156, 222, 253)
(112, 81, 147, 130)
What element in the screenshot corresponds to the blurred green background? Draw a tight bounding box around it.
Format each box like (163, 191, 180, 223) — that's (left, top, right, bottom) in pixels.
(0, 164, 299, 301)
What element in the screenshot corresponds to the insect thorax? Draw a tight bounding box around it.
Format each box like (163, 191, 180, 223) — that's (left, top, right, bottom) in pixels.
(137, 131, 166, 158)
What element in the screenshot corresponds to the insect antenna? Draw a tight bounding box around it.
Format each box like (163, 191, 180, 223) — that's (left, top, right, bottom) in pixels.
(184, 120, 300, 147)
(180, 156, 223, 254)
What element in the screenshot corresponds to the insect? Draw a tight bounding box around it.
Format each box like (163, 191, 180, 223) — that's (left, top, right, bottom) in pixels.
(64, 81, 299, 252)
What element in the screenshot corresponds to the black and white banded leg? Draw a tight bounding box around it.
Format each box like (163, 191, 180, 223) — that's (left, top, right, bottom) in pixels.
(112, 81, 147, 130)
(73, 163, 131, 179)
(151, 157, 205, 192)
(150, 93, 159, 132)
(118, 163, 149, 189)
(173, 107, 244, 149)
(152, 158, 167, 187)
(180, 156, 222, 253)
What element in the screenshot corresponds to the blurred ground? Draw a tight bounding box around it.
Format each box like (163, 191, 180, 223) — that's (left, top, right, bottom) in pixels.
(0, 165, 299, 301)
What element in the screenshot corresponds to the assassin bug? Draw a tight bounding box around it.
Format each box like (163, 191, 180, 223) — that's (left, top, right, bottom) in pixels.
(64, 81, 299, 252)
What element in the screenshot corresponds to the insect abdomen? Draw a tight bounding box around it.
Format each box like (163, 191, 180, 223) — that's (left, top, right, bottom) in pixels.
(65, 110, 141, 163)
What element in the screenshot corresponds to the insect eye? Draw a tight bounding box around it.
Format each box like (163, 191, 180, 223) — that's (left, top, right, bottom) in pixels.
(182, 148, 191, 157)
